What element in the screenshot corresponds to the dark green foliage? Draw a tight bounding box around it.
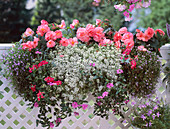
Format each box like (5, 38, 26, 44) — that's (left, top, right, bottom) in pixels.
(31, 0, 125, 28)
(137, 0, 170, 43)
(122, 47, 161, 97)
(0, 0, 32, 43)
(96, 2, 127, 30)
(59, 0, 95, 24)
(31, 0, 64, 28)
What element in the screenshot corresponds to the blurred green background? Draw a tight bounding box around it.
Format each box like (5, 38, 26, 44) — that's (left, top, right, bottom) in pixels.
(0, 0, 169, 43)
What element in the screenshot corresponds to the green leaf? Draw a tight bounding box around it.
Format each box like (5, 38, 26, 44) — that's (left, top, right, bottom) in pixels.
(0, 80, 3, 86)
(36, 120, 39, 127)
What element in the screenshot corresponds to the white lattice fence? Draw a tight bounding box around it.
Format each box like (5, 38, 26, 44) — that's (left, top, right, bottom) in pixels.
(0, 44, 169, 129)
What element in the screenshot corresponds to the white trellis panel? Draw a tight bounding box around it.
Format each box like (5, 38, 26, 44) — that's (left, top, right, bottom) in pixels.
(0, 44, 169, 129)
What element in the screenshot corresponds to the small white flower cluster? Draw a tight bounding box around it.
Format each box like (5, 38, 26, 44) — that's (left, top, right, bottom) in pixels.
(50, 44, 122, 101)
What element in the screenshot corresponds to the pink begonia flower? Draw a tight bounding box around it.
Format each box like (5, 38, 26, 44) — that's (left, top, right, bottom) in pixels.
(21, 41, 33, 51)
(136, 29, 145, 41)
(41, 20, 48, 25)
(60, 37, 69, 47)
(31, 37, 39, 48)
(81, 104, 88, 110)
(102, 91, 109, 98)
(96, 19, 101, 25)
(128, 4, 135, 12)
(107, 83, 114, 89)
(35, 51, 42, 54)
(72, 102, 79, 108)
(45, 31, 57, 41)
(58, 20, 66, 29)
(114, 41, 121, 49)
(86, 24, 95, 37)
(122, 32, 133, 42)
(136, 27, 154, 42)
(70, 24, 74, 29)
(74, 112, 79, 116)
(50, 122, 54, 128)
(70, 19, 79, 29)
(144, 27, 155, 39)
(118, 27, 127, 34)
(99, 38, 113, 46)
(116, 69, 123, 74)
(155, 29, 165, 36)
(123, 39, 134, 49)
(24, 28, 34, 37)
(93, 27, 104, 42)
(114, 4, 126, 11)
(72, 19, 79, 25)
(77, 28, 90, 42)
(47, 40, 56, 48)
(69, 37, 78, 46)
(123, 11, 130, 18)
(55, 30, 63, 39)
(114, 32, 122, 42)
(34, 102, 39, 107)
(36, 24, 50, 36)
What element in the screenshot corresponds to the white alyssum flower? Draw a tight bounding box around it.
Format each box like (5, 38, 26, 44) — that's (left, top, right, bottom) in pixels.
(50, 44, 121, 101)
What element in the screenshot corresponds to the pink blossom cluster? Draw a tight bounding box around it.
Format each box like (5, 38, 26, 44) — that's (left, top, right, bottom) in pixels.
(44, 76, 62, 86)
(21, 37, 39, 51)
(97, 83, 115, 99)
(70, 19, 79, 29)
(77, 23, 105, 42)
(50, 118, 62, 128)
(114, 0, 152, 21)
(29, 60, 48, 73)
(72, 102, 88, 110)
(59, 37, 78, 47)
(23, 28, 34, 37)
(114, 27, 137, 69)
(136, 27, 165, 42)
(37, 90, 44, 101)
(114, 27, 134, 50)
